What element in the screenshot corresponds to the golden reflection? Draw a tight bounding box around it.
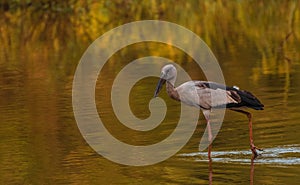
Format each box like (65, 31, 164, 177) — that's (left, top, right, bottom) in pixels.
(1, 1, 299, 76)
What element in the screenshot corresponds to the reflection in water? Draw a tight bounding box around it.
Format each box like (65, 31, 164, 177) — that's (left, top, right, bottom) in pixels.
(182, 145, 300, 184)
(208, 156, 213, 185)
(206, 152, 256, 185)
(250, 156, 255, 185)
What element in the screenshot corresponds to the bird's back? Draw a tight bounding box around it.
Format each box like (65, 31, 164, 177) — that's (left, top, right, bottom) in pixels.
(175, 81, 264, 110)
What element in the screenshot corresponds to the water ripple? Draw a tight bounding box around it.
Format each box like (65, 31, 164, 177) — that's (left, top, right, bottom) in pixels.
(179, 145, 300, 165)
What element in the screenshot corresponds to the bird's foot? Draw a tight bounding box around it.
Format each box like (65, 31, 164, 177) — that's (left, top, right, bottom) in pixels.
(251, 144, 263, 158)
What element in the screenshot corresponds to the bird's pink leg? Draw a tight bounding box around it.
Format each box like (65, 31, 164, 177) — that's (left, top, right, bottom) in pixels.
(247, 112, 258, 156)
(203, 110, 213, 183)
(203, 110, 213, 159)
(230, 109, 262, 157)
(207, 120, 213, 159)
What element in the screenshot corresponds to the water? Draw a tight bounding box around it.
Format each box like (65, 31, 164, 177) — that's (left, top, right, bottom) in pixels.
(180, 145, 300, 165)
(1, 1, 300, 184)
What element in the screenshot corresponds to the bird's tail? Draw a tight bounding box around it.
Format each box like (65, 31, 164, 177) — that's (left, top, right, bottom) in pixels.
(238, 90, 264, 110)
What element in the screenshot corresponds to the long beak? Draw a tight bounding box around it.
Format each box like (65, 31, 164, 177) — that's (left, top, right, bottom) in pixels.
(154, 78, 166, 98)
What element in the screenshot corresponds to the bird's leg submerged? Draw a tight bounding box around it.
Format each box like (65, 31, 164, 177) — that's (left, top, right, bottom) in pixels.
(230, 109, 263, 157)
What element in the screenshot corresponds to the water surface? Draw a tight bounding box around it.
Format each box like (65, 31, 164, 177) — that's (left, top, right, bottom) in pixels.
(1, 1, 300, 184)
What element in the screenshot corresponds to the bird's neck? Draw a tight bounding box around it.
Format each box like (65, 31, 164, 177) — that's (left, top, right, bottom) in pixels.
(166, 81, 180, 101)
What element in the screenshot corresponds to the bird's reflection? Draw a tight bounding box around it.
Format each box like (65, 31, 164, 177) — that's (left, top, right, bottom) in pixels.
(208, 144, 213, 185)
(207, 149, 256, 185)
(250, 156, 255, 185)
(208, 158, 213, 185)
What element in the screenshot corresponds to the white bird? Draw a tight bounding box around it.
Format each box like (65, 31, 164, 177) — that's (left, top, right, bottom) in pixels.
(154, 64, 264, 158)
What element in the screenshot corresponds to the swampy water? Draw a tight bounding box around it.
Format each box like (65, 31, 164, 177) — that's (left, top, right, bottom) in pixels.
(1, 1, 300, 184)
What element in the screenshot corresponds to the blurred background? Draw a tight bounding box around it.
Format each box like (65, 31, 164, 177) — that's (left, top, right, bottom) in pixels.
(0, 1, 300, 184)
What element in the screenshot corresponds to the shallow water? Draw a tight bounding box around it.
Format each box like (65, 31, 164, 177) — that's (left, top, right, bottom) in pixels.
(180, 145, 300, 165)
(1, 1, 300, 184)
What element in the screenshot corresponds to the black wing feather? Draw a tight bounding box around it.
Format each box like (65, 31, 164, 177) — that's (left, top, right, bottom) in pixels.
(227, 90, 264, 110)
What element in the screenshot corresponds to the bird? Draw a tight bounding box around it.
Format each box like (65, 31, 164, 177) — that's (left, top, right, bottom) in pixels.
(153, 64, 264, 158)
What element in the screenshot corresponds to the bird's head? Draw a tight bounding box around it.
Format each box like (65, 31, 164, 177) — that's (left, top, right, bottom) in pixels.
(154, 64, 177, 98)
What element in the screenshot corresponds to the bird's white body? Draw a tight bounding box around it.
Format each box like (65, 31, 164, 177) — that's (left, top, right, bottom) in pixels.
(174, 81, 239, 110)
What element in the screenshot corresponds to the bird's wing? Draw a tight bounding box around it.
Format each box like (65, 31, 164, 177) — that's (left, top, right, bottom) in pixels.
(176, 81, 241, 109)
(195, 81, 241, 109)
(194, 81, 264, 110)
